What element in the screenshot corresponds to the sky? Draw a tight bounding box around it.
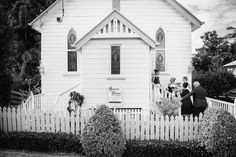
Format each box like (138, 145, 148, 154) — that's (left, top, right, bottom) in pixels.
(176, 0, 236, 53)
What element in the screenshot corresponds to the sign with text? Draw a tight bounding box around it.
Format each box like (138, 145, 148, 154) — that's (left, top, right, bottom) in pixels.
(108, 84, 122, 105)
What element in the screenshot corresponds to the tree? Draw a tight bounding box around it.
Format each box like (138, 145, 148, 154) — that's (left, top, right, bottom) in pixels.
(192, 31, 235, 71)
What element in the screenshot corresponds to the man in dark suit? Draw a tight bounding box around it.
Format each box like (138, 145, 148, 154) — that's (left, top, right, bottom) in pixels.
(181, 81, 208, 117)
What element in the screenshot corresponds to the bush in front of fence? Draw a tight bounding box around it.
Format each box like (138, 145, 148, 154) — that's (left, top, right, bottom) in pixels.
(123, 140, 212, 157)
(0, 131, 83, 155)
(81, 104, 126, 157)
(157, 97, 181, 116)
(198, 107, 236, 157)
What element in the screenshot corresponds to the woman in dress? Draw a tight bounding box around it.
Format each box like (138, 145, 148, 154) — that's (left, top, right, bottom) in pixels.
(180, 82, 193, 116)
(152, 69, 161, 103)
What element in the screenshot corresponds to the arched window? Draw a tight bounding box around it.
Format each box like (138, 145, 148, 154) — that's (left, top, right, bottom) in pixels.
(155, 28, 165, 72)
(67, 29, 77, 72)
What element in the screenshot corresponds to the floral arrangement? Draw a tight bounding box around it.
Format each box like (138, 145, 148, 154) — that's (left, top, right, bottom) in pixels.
(157, 97, 181, 117)
(67, 91, 84, 113)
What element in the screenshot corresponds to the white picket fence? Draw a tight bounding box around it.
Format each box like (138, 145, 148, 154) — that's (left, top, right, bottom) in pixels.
(206, 97, 236, 118)
(0, 106, 202, 141)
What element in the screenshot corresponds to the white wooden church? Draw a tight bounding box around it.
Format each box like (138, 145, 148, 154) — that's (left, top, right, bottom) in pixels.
(29, 0, 203, 111)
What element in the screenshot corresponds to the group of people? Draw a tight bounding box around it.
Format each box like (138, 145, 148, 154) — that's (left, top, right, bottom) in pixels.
(152, 69, 208, 117)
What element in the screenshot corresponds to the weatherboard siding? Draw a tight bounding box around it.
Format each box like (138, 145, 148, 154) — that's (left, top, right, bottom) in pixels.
(40, 0, 192, 109)
(121, 0, 192, 86)
(81, 39, 150, 108)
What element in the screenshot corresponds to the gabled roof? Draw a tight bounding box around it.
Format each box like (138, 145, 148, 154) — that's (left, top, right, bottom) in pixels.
(76, 10, 156, 49)
(29, 0, 203, 33)
(166, 0, 204, 31)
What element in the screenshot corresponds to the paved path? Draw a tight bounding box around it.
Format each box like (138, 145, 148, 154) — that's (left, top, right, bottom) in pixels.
(0, 150, 85, 157)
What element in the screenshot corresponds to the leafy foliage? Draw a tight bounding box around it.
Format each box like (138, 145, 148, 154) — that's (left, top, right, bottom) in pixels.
(67, 91, 84, 113)
(81, 105, 126, 157)
(0, 0, 56, 106)
(157, 98, 181, 116)
(193, 70, 236, 98)
(0, 131, 83, 155)
(198, 108, 236, 157)
(192, 31, 236, 72)
(123, 140, 212, 157)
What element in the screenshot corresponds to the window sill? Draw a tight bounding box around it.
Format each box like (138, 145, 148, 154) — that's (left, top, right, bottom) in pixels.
(159, 72, 170, 76)
(106, 75, 126, 80)
(63, 72, 80, 76)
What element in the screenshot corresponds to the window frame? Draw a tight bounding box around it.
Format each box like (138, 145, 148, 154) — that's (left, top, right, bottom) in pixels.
(66, 29, 79, 74)
(110, 44, 121, 76)
(155, 28, 166, 72)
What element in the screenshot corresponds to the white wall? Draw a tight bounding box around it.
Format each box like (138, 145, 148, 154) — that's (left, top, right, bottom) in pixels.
(40, 0, 193, 110)
(41, 0, 112, 110)
(121, 0, 192, 86)
(81, 39, 150, 108)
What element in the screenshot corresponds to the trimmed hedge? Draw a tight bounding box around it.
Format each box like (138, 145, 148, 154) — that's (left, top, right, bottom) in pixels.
(123, 140, 212, 157)
(198, 108, 236, 157)
(0, 131, 83, 155)
(0, 132, 212, 157)
(81, 105, 126, 157)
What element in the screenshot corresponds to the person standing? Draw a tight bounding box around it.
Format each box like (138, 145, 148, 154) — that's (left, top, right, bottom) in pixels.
(181, 81, 208, 117)
(152, 69, 161, 103)
(180, 82, 193, 116)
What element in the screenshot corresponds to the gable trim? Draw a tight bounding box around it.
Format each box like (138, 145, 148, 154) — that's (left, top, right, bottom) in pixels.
(166, 0, 204, 31)
(75, 10, 156, 49)
(29, 0, 203, 33)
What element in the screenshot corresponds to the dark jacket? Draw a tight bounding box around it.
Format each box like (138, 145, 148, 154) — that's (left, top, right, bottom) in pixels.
(182, 86, 208, 107)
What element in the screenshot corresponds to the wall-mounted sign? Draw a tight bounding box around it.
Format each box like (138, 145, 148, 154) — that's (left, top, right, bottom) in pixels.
(108, 84, 122, 105)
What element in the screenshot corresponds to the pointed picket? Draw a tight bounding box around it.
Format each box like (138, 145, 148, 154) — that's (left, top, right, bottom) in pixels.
(76, 110, 80, 135)
(45, 111, 50, 132)
(130, 112, 135, 140)
(170, 116, 174, 140)
(156, 114, 160, 140)
(80, 109, 85, 133)
(60, 111, 65, 132)
(165, 116, 169, 140)
(16, 108, 21, 131)
(12, 108, 16, 131)
(51, 112, 55, 133)
(194, 116, 199, 139)
(21, 109, 26, 131)
(160, 115, 164, 140)
(55, 111, 60, 132)
(65, 111, 70, 134)
(7, 108, 12, 132)
(35, 110, 40, 132)
(189, 115, 194, 140)
(150, 113, 154, 139)
(126, 112, 130, 140)
(31, 110, 35, 132)
(146, 113, 150, 140)
(71, 112, 75, 134)
(179, 116, 183, 141)
(140, 113, 145, 140)
(184, 116, 189, 141)
(3, 107, 7, 132)
(175, 116, 179, 140)
(40, 112, 45, 132)
(135, 110, 140, 140)
(0, 107, 2, 131)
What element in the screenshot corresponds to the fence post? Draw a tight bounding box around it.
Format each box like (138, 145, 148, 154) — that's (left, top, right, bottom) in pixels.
(234, 98, 236, 118)
(31, 92, 34, 110)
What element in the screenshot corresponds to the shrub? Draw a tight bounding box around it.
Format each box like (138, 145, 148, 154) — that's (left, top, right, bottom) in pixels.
(0, 131, 83, 154)
(198, 107, 236, 156)
(81, 104, 126, 157)
(123, 140, 211, 157)
(157, 98, 181, 116)
(193, 70, 236, 98)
